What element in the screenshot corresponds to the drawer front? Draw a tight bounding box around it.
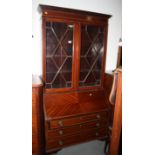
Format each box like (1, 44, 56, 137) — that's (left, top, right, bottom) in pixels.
(49, 111, 108, 129)
(81, 111, 108, 122)
(50, 117, 81, 128)
(46, 134, 81, 150)
(81, 128, 108, 140)
(47, 125, 81, 139)
(47, 119, 108, 140)
(80, 120, 107, 130)
(46, 128, 107, 150)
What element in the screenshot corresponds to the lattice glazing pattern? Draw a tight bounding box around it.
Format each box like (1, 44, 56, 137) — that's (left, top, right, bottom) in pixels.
(45, 22, 74, 88)
(79, 25, 104, 86)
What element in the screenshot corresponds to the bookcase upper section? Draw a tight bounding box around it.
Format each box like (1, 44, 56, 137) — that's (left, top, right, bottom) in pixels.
(40, 5, 111, 92)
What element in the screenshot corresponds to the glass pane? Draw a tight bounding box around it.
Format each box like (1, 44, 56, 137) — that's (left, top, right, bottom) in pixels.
(45, 22, 74, 88)
(79, 25, 104, 87)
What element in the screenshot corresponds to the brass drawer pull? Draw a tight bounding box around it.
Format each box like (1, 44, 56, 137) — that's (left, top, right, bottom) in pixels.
(96, 114, 101, 119)
(96, 123, 100, 127)
(95, 132, 99, 136)
(58, 121, 63, 127)
(59, 140, 63, 146)
(59, 130, 63, 135)
(89, 93, 92, 96)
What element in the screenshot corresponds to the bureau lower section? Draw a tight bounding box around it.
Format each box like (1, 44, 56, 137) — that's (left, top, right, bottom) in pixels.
(45, 111, 109, 153)
(44, 90, 111, 154)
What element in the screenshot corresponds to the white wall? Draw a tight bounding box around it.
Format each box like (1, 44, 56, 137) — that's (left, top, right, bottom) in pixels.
(32, 0, 122, 75)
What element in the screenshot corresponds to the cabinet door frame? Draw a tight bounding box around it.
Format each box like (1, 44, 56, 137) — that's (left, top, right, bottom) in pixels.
(42, 17, 78, 93)
(77, 22, 108, 91)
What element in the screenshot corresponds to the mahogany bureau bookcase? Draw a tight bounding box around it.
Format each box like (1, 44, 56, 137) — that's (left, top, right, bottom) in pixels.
(40, 5, 112, 154)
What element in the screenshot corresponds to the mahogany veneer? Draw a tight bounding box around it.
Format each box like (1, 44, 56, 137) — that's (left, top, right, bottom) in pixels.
(32, 75, 44, 155)
(40, 5, 112, 154)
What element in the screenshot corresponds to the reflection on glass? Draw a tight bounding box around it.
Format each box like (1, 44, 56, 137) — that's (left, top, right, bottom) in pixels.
(45, 22, 73, 88)
(79, 25, 104, 87)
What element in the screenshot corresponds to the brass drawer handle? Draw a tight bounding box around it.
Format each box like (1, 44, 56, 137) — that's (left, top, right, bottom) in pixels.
(95, 132, 99, 136)
(58, 121, 63, 127)
(59, 130, 63, 135)
(96, 123, 100, 127)
(59, 140, 63, 146)
(89, 93, 92, 96)
(96, 114, 101, 119)
(44, 11, 48, 15)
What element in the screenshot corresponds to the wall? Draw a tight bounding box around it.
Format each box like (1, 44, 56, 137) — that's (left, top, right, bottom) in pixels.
(32, 0, 122, 75)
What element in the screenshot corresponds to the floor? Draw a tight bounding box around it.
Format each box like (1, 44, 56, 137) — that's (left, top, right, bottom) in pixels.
(53, 140, 107, 155)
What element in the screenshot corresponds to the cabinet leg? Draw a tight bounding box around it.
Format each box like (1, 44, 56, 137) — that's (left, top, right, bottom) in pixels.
(46, 149, 61, 155)
(98, 137, 110, 154)
(104, 139, 109, 154)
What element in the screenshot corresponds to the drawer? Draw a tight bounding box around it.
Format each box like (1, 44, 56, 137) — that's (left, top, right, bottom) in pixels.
(80, 120, 107, 130)
(46, 128, 108, 151)
(50, 117, 81, 128)
(81, 111, 108, 122)
(48, 111, 108, 129)
(81, 128, 108, 141)
(47, 125, 81, 139)
(46, 134, 81, 150)
(47, 120, 108, 141)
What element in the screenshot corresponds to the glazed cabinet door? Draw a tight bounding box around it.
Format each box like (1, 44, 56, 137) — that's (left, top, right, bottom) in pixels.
(79, 24, 105, 88)
(44, 20, 75, 90)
